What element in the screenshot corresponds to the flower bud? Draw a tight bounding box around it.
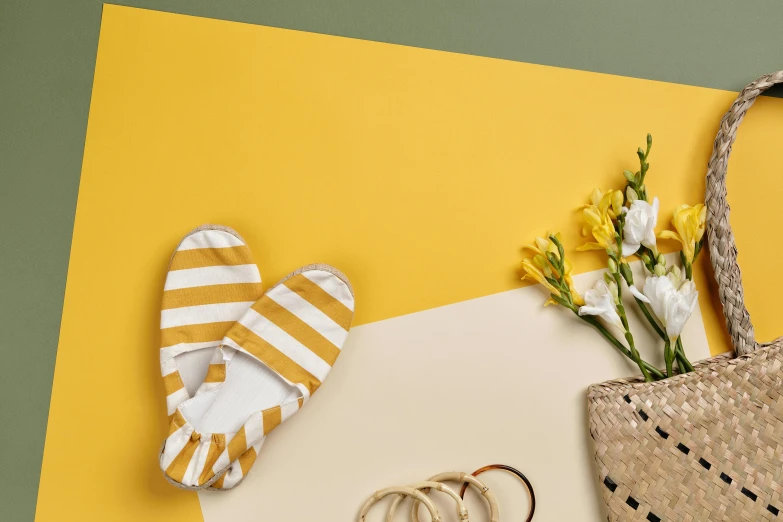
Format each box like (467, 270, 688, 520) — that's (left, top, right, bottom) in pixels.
(654, 264, 666, 277)
(533, 254, 548, 270)
(611, 190, 624, 215)
(623, 170, 635, 182)
(641, 253, 651, 266)
(608, 258, 618, 273)
(591, 188, 603, 206)
(583, 207, 602, 227)
(656, 253, 665, 265)
(626, 186, 638, 202)
(620, 263, 634, 285)
(669, 265, 682, 281)
(608, 281, 620, 304)
(647, 134, 652, 148)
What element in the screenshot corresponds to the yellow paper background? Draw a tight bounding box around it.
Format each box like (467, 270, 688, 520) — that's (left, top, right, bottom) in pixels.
(36, 5, 783, 520)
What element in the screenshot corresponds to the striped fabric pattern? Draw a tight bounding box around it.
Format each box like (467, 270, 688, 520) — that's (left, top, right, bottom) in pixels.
(160, 265, 354, 490)
(209, 397, 304, 490)
(222, 269, 355, 401)
(160, 225, 263, 415)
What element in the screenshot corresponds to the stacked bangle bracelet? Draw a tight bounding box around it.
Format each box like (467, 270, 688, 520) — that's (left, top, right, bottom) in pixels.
(358, 463, 534, 521)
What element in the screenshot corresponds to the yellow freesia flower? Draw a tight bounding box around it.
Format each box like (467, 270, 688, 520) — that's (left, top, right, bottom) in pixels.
(658, 203, 706, 263)
(586, 188, 624, 219)
(578, 189, 621, 254)
(521, 233, 584, 306)
(521, 258, 561, 297)
(522, 234, 559, 259)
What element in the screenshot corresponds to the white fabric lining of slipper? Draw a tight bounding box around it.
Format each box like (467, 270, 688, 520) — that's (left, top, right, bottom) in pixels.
(181, 350, 300, 434)
(177, 348, 219, 397)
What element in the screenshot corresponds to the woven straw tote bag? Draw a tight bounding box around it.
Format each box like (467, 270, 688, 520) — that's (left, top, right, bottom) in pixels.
(588, 71, 783, 522)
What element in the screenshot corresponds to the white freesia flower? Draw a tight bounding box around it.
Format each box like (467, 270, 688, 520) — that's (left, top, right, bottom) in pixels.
(640, 273, 671, 319)
(665, 280, 698, 339)
(628, 284, 647, 303)
(621, 197, 659, 257)
(635, 269, 698, 340)
(578, 279, 623, 329)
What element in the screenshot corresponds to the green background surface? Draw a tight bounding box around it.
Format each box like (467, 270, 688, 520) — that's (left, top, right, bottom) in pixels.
(2, 1, 783, 520)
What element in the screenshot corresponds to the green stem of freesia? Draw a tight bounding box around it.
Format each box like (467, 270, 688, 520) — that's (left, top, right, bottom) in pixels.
(625, 330, 652, 381)
(611, 271, 652, 382)
(635, 297, 666, 340)
(676, 248, 697, 374)
(664, 339, 674, 378)
(579, 314, 665, 380)
(675, 337, 694, 373)
(550, 293, 664, 380)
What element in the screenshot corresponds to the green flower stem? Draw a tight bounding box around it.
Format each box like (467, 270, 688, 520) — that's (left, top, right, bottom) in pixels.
(675, 337, 694, 373)
(680, 251, 694, 280)
(693, 239, 703, 262)
(580, 315, 665, 380)
(664, 339, 674, 378)
(678, 249, 697, 373)
(611, 271, 652, 382)
(549, 292, 664, 380)
(612, 216, 650, 381)
(635, 297, 666, 341)
(625, 330, 652, 382)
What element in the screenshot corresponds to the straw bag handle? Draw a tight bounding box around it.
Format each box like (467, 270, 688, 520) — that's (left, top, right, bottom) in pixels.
(705, 70, 783, 356)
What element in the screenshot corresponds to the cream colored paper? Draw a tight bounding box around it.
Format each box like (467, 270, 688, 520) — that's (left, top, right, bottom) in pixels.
(199, 259, 710, 521)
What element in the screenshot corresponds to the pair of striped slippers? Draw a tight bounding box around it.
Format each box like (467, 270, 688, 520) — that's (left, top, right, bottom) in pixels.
(159, 225, 355, 490)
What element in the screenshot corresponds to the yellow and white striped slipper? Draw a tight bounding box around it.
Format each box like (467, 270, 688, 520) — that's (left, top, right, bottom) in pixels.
(160, 225, 263, 417)
(159, 264, 355, 490)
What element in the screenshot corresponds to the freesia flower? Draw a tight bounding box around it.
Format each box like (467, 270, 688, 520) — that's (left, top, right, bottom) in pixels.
(658, 203, 707, 263)
(521, 258, 561, 304)
(523, 234, 560, 259)
(664, 281, 698, 340)
(621, 197, 659, 257)
(578, 279, 623, 329)
(522, 233, 584, 306)
(560, 258, 584, 306)
(578, 189, 622, 254)
(632, 268, 698, 340)
(587, 188, 624, 219)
